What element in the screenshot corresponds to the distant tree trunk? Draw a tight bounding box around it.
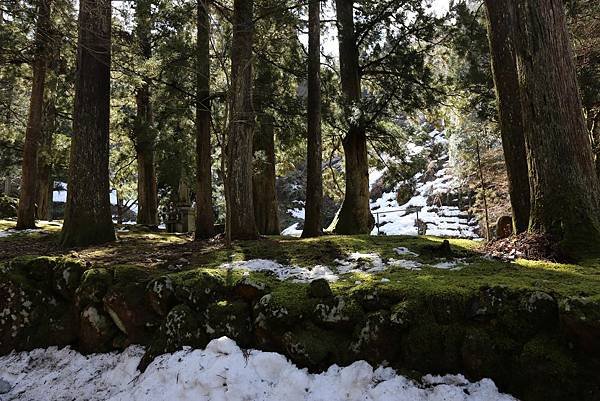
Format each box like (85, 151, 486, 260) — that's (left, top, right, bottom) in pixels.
(226, 0, 258, 240)
(252, 61, 279, 235)
(195, 0, 215, 240)
(513, 0, 600, 256)
(330, 0, 373, 234)
(252, 112, 279, 235)
(16, 0, 52, 229)
(302, 0, 323, 238)
(36, 96, 56, 220)
(135, 0, 158, 227)
(60, 0, 115, 247)
(484, 0, 530, 234)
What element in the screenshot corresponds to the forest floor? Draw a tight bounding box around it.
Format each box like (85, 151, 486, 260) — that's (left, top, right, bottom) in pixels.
(2, 218, 600, 401)
(0, 218, 599, 300)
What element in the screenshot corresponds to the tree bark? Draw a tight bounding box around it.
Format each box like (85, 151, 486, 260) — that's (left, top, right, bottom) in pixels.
(330, 0, 373, 234)
(484, 0, 531, 234)
(252, 60, 279, 236)
(36, 94, 56, 220)
(252, 111, 279, 235)
(226, 0, 258, 240)
(60, 0, 115, 247)
(195, 0, 215, 239)
(302, 0, 323, 238)
(134, 0, 158, 227)
(513, 0, 600, 256)
(16, 0, 52, 229)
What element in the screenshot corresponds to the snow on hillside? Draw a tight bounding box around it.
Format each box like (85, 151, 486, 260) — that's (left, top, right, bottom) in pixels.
(280, 130, 480, 239)
(0, 337, 517, 401)
(369, 130, 479, 238)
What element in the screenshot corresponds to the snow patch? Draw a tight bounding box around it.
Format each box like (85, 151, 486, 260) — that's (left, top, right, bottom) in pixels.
(0, 337, 518, 401)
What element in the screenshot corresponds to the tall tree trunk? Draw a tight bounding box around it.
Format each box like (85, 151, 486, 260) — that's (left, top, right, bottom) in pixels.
(252, 112, 279, 235)
(330, 0, 373, 234)
(195, 0, 215, 239)
(36, 95, 56, 220)
(484, 0, 531, 234)
(302, 0, 323, 238)
(226, 0, 258, 240)
(252, 61, 279, 235)
(134, 0, 158, 227)
(60, 0, 115, 247)
(513, 0, 600, 256)
(16, 0, 52, 229)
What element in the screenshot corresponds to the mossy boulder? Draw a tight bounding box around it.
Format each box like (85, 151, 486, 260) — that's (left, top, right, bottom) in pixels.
(0, 263, 78, 354)
(312, 296, 364, 328)
(559, 296, 600, 356)
(205, 300, 253, 346)
(52, 259, 84, 300)
(139, 304, 208, 371)
(103, 268, 159, 343)
(146, 276, 177, 316)
(79, 305, 118, 353)
(517, 336, 579, 401)
(308, 279, 334, 299)
(171, 269, 226, 309)
(233, 274, 271, 302)
(76, 268, 112, 307)
(281, 323, 348, 369)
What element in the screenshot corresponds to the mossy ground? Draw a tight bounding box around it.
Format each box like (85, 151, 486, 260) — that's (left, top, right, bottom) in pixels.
(2, 225, 600, 401)
(1, 218, 599, 301)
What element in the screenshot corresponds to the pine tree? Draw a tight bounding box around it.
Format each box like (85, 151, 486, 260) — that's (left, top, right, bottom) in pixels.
(302, 0, 323, 238)
(226, 0, 258, 240)
(16, 0, 52, 229)
(513, 0, 600, 256)
(484, 0, 530, 233)
(329, 0, 373, 234)
(134, 0, 158, 227)
(195, 0, 216, 239)
(60, 0, 115, 247)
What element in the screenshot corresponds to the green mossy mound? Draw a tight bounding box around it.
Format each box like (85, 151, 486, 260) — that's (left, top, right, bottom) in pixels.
(1, 235, 600, 401)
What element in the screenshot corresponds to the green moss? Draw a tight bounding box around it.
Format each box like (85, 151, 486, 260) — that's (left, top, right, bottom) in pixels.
(77, 268, 113, 306)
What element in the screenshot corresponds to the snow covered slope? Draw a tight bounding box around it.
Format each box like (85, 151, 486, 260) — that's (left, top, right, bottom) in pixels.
(0, 337, 517, 401)
(369, 130, 480, 238)
(280, 130, 480, 239)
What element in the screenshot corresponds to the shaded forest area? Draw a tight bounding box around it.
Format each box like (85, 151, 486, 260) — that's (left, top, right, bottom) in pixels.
(1, 0, 599, 256)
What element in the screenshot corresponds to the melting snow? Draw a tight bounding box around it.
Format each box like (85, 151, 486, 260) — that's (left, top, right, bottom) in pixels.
(220, 250, 468, 283)
(0, 337, 518, 401)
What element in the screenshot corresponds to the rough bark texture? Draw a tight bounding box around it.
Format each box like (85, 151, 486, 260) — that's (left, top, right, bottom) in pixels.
(484, 0, 531, 234)
(134, 0, 158, 227)
(513, 0, 600, 256)
(226, 0, 258, 240)
(36, 94, 56, 220)
(195, 0, 215, 240)
(252, 62, 279, 236)
(329, 0, 373, 234)
(252, 114, 279, 235)
(16, 0, 52, 229)
(60, 0, 115, 247)
(302, 0, 323, 238)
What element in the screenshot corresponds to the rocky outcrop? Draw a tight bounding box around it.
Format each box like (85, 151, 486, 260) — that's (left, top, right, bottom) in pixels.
(1, 256, 599, 401)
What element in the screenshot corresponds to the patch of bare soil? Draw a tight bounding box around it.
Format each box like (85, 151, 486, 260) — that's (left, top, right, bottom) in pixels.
(485, 232, 569, 263)
(0, 231, 216, 269)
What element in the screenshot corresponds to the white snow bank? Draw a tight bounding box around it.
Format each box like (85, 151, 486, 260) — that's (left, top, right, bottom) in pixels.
(0, 337, 518, 401)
